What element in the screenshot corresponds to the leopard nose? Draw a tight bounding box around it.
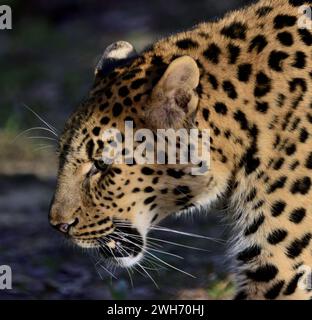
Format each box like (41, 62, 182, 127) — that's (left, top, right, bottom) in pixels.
(49, 195, 79, 233)
(51, 218, 79, 234)
(55, 223, 70, 234)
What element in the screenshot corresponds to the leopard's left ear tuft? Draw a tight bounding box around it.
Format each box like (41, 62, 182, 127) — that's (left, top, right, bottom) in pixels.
(95, 41, 138, 76)
(145, 56, 200, 130)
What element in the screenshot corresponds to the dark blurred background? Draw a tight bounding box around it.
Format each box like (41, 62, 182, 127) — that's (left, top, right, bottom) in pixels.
(0, 0, 253, 300)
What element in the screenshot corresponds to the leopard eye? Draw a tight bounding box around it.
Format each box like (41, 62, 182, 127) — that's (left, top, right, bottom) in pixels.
(94, 159, 110, 173)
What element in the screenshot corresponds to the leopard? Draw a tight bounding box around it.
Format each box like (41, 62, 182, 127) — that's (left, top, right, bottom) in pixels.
(49, 0, 312, 300)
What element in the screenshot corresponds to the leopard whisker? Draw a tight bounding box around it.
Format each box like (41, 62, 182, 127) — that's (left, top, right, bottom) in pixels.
(89, 253, 117, 280)
(26, 136, 58, 142)
(114, 222, 213, 252)
(149, 226, 225, 244)
(140, 259, 166, 272)
(34, 145, 55, 152)
(113, 233, 195, 278)
(23, 104, 58, 135)
(132, 264, 147, 278)
(113, 229, 163, 249)
(114, 221, 219, 249)
(138, 262, 159, 288)
(115, 245, 135, 288)
(12, 126, 58, 144)
(146, 236, 210, 252)
(97, 261, 118, 279)
(114, 232, 184, 259)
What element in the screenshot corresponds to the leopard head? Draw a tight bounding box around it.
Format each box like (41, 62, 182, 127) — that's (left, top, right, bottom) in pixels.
(49, 41, 231, 268)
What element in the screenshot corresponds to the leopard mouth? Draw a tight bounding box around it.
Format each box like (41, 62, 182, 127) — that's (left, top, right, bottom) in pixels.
(71, 223, 146, 268)
(97, 224, 145, 267)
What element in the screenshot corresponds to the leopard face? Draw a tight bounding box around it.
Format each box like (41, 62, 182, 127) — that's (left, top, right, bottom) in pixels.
(49, 43, 230, 268)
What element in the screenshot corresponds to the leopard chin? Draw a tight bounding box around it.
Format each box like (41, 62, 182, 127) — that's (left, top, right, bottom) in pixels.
(115, 252, 145, 268)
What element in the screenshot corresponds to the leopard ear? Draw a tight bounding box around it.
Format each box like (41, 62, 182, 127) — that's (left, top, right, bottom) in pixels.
(95, 41, 137, 76)
(146, 56, 200, 129)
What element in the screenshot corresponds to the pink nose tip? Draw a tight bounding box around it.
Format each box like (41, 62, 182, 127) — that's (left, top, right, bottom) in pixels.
(50, 218, 79, 234)
(55, 223, 70, 234)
